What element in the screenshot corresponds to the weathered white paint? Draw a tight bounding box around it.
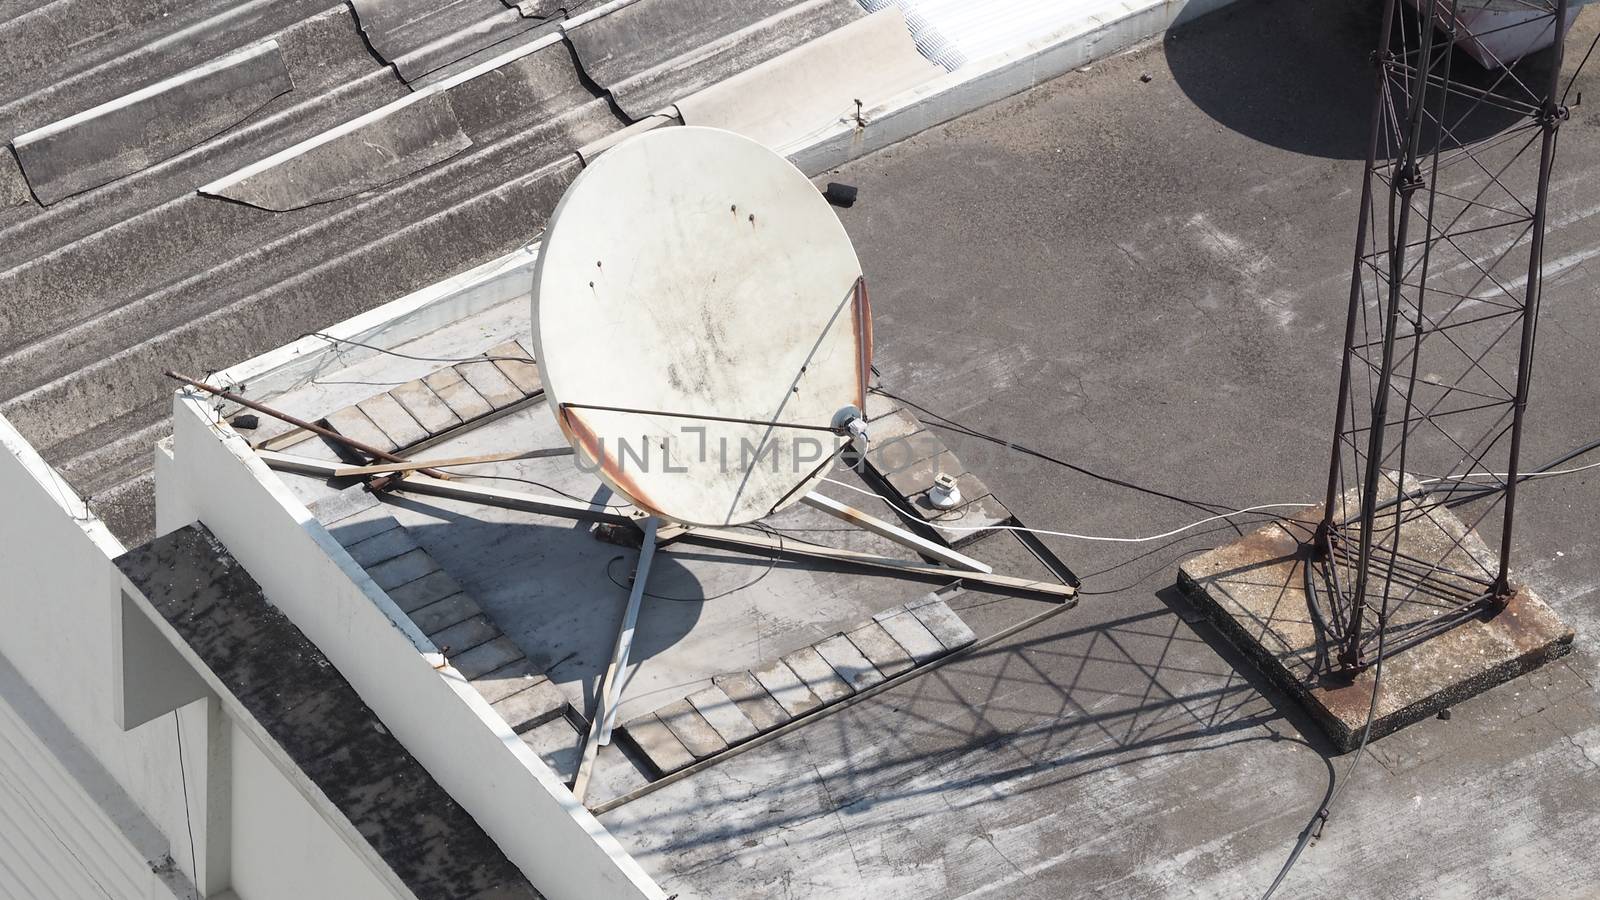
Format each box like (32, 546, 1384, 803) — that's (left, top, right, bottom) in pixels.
(534, 126, 862, 526)
(0, 412, 195, 899)
(208, 244, 543, 407)
(795, 0, 1241, 173)
(674, 7, 940, 155)
(2, 411, 423, 899)
(227, 723, 399, 900)
(161, 395, 663, 900)
(113, 589, 210, 732)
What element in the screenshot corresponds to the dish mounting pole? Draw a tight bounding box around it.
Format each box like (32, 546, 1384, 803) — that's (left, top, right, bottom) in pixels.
(572, 516, 659, 802)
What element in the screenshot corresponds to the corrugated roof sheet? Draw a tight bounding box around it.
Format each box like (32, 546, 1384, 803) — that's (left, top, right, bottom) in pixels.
(0, 0, 871, 541)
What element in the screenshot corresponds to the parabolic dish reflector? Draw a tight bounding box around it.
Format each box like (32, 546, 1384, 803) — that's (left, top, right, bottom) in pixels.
(532, 126, 871, 527)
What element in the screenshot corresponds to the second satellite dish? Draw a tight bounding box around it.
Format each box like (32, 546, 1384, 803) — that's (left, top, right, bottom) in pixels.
(533, 126, 872, 527)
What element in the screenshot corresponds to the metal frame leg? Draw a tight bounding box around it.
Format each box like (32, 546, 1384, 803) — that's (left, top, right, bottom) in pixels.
(572, 517, 658, 802)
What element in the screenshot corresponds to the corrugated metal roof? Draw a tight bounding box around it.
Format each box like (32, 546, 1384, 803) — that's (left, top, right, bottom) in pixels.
(349, 0, 575, 84)
(564, 0, 866, 119)
(0, 0, 868, 541)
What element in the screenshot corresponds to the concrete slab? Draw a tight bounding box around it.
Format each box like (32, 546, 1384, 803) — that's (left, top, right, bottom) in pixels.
(908, 594, 977, 650)
(873, 606, 946, 664)
(357, 393, 429, 449)
(814, 633, 886, 691)
(521, 715, 584, 783)
(487, 340, 543, 395)
(780, 646, 854, 703)
(906, 472, 1013, 541)
(883, 450, 963, 497)
(751, 659, 822, 718)
(712, 672, 791, 733)
(620, 714, 696, 776)
(454, 360, 521, 409)
(1179, 506, 1574, 751)
(686, 685, 759, 745)
(325, 406, 398, 453)
(390, 379, 462, 435)
(491, 678, 568, 733)
(449, 636, 524, 679)
(472, 657, 549, 705)
(866, 429, 948, 474)
(424, 367, 494, 421)
(408, 593, 481, 634)
(655, 698, 730, 760)
(583, 741, 655, 810)
(386, 569, 464, 613)
(311, 486, 386, 535)
(428, 614, 500, 654)
(845, 621, 915, 677)
(344, 524, 421, 568)
(366, 547, 440, 591)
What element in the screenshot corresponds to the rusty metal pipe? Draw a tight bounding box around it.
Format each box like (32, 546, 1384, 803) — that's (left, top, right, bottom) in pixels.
(163, 371, 451, 480)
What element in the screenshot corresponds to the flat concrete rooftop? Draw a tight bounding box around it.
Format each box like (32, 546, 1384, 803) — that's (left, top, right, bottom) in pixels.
(259, 286, 1020, 809)
(249, 0, 1600, 894)
(599, 0, 1600, 896)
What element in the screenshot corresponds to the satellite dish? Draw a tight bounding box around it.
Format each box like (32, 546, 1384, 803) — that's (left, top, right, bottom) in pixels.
(532, 126, 872, 527)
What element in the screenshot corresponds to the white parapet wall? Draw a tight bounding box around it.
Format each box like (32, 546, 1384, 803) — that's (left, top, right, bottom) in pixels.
(157, 393, 664, 900)
(2, 412, 435, 899)
(0, 413, 195, 899)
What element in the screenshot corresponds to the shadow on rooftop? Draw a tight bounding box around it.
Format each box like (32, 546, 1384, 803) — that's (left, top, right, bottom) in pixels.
(605, 590, 1341, 855)
(1167, 0, 1542, 160)
(371, 493, 707, 708)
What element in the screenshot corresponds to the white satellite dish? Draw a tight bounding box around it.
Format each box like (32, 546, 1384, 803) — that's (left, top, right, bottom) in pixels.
(533, 126, 872, 527)
(522, 126, 1065, 799)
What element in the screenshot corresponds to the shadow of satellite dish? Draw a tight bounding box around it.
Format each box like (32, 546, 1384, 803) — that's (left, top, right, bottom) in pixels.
(1166, 0, 1544, 160)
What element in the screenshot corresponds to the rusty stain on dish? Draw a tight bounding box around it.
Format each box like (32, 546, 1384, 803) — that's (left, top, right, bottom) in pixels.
(561, 406, 662, 517)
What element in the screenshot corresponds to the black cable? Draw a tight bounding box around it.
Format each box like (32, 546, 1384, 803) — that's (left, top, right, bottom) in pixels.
(561, 401, 843, 434)
(450, 472, 632, 511)
(173, 714, 198, 886)
(871, 386, 1243, 517)
(1430, 434, 1600, 497)
(1261, 619, 1389, 899)
(603, 523, 785, 600)
(307, 332, 533, 365)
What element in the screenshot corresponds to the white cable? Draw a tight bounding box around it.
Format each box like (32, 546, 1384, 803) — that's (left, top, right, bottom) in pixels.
(1418, 459, 1600, 484)
(822, 448, 1600, 544)
(821, 477, 1314, 543)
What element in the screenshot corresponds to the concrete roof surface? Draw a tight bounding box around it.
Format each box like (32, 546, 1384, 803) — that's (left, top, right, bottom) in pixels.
(257, 290, 987, 809)
(17, 0, 1600, 895)
(595, 0, 1600, 896)
(244, 0, 1600, 892)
